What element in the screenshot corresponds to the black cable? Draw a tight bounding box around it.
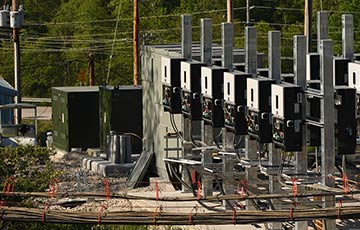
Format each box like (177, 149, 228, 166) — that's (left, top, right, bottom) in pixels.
(169, 113, 184, 142)
(213, 129, 223, 149)
(168, 164, 225, 212)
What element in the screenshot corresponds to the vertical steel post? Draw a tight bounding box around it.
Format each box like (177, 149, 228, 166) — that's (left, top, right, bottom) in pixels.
(245, 26, 258, 209)
(222, 22, 234, 71)
(182, 15, 192, 60)
(320, 39, 336, 230)
(342, 14, 354, 61)
(245, 27, 257, 76)
(317, 12, 328, 53)
(268, 31, 281, 83)
(201, 18, 212, 65)
(294, 35, 308, 230)
(268, 31, 282, 230)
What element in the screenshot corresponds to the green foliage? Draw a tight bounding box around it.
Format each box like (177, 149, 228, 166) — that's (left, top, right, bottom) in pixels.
(0, 145, 60, 192)
(0, 0, 357, 97)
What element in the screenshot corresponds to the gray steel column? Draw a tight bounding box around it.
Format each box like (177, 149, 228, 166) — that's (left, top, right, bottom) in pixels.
(304, 0, 312, 52)
(320, 39, 336, 230)
(294, 35, 308, 230)
(181, 15, 192, 60)
(201, 18, 212, 65)
(317, 12, 328, 52)
(268, 31, 281, 82)
(181, 14, 193, 191)
(222, 22, 234, 71)
(342, 14, 354, 61)
(245, 26, 258, 210)
(245, 27, 257, 76)
(268, 30, 282, 230)
(202, 148, 213, 197)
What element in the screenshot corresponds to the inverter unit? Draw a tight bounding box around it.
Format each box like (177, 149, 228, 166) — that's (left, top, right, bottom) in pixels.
(201, 65, 227, 127)
(272, 83, 303, 151)
(180, 61, 207, 120)
(223, 71, 251, 135)
(162, 57, 186, 114)
(247, 77, 275, 143)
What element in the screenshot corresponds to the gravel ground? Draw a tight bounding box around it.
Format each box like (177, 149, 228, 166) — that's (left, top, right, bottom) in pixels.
(40, 150, 146, 212)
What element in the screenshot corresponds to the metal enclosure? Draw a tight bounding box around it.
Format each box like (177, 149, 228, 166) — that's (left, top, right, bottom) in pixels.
(141, 44, 265, 179)
(99, 85, 143, 154)
(180, 61, 206, 120)
(162, 57, 186, 114)
(247, 77, 275, 143)
(348, 62, 360, 92)
(271, 83, 303, 151)
(52, 86, 99, 151)
(334, 86, 356, 154)
(333, 58, 350, 86)
(223, 71, 251, 134)
(201, 65, 227, 127)
(306, 53, 321, 89)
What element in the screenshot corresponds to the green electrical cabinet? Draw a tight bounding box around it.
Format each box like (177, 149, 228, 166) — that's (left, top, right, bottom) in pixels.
(52, 86, 100, 151)
(99, 85, 143, 154)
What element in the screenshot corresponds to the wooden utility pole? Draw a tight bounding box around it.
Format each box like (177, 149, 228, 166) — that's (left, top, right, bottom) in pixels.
(304, 0, 312, 52)
(133, 0, 139, 86)
(13, 0, 21, 123)
(227, 0, 233, 23)
(88, 53, 95, 86)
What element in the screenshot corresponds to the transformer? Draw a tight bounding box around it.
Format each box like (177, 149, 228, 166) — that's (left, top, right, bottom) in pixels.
(247, 77, 275, 143)
(201, 65, 227, 127)
(180, 61, 207, 120)
(52, 86, 99, 152)
(334, 86, 356, 154)
(333, 58, 350, 86)
(223, 71, 251, 135)
(99, 85, 143, 154)
(162, 57, 186, 114)
(271, 83, 303, 151)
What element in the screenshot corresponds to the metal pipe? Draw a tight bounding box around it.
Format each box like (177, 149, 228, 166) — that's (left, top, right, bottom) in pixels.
(13, 0, 21, 124)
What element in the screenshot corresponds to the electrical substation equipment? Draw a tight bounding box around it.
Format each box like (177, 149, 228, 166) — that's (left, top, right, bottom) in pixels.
(180, 61, 207, 120)
(162, 57, 186, 114)
(246, 77, 276, 143)
(333, 58, 350, 86)
(223, 71, 251, 135)
(271, 83, 303, 151)
(201, 66, 227, 128)
(334, 86, 357, 154)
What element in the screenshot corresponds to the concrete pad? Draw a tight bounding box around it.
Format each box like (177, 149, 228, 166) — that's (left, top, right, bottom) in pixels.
(90, 160, 110, 173)
(82, 157, 99, 170)
(97, 163, 134, 178)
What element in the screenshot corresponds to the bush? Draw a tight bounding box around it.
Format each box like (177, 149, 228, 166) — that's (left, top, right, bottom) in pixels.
(0, 145, 60, 193)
